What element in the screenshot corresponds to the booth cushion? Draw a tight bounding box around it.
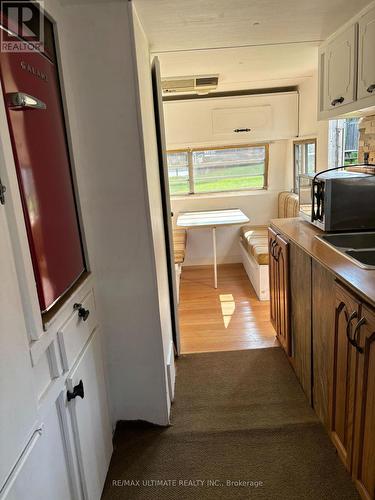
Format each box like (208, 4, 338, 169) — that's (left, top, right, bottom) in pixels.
(173, 229, 187, 264)
(240, 226, 269, 265)
(278, 191, 299, 218)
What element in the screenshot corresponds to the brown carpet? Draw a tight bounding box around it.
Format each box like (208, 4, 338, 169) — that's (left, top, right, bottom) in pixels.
(102, 348, 359, 499)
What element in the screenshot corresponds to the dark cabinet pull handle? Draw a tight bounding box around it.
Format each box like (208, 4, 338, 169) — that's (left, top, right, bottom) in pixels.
(0, 179, 6, 205)
(67, 380, 84, 402)
(352, 317, 366, 353)
(73, 303, 90, 321)
(234, 128, 251, 133)
(331, 97, 345, 106)
(367, 84, 375, 94)
(346, 310, 358, 348)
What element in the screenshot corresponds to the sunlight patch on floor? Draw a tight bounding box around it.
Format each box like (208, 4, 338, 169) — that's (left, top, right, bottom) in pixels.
(219, 293, 236, 328)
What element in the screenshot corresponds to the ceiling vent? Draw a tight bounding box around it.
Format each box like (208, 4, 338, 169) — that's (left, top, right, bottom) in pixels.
(161, 75, 219, 95)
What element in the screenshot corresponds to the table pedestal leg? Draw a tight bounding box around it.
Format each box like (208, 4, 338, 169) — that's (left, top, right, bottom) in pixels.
(212, 227, 217, 289)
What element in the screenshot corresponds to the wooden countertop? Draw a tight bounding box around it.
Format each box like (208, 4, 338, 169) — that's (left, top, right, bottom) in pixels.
(270, 217, 375, 308)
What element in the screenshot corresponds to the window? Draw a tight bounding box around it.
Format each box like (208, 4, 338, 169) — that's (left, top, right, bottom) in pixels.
(328, 118, 360, 168)
(167, 144, 269, 196)
(293, 139, 316, 193)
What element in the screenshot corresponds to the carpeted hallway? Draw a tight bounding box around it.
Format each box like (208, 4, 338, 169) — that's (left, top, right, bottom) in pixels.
(102, 348, 359, 499)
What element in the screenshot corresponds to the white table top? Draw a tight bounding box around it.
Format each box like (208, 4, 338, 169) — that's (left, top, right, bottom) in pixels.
(176, 208, 249, 229)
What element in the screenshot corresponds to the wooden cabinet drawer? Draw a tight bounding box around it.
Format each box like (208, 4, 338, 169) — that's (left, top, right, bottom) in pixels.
(58, 290, 98, 371)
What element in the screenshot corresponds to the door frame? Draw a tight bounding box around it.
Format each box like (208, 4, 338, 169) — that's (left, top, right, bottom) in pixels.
(151, 57, 181, 354)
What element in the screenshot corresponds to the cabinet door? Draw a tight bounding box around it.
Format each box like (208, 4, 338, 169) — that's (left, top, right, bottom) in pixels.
(290, 243, 312, 402)
(3, 392, 75, 500)
(358, 6, 375, 100)
(330, 283, 360, 470)
(352, 305, 375, 499)
(67, 329, 112, 500)
(323, 24, 358, 110)
(268, 227, 278, 332)
(312, 261, 336, 430)
(275, 234, 291, 356)
(0, 206, 38, 488)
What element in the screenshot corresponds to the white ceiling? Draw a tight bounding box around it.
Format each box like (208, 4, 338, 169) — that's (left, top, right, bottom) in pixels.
(158, 42, 319, 92)
(134, 0, 371, 52)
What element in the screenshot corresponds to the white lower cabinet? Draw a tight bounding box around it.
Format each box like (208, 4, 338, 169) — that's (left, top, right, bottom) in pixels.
(2, 392, 77, 500)
(67, 329, 113, 500)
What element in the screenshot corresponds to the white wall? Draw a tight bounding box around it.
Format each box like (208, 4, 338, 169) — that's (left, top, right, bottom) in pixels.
(171, 140, 290, 265)
(42, 0, 170, 425)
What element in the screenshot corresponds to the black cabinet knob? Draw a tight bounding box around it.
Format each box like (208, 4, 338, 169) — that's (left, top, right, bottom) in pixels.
(234, 128, 251, 133)
(331, 96, 344, 106)
(67, 380, 84, 402)
(73, 303, 90, 321)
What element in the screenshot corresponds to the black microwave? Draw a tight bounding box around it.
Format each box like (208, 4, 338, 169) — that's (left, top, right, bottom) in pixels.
(298, 170, 375, 232)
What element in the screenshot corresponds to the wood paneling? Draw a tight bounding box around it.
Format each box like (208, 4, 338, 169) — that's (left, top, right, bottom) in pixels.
(312, 260, 336, 430)
(275, 234, 291, 355)
(290, 242, 312, 403)
(352, 305, 375, 500)
(268, 227, 278, 331)
(330, 283, 360, 471)
(178, 264, 278, 354)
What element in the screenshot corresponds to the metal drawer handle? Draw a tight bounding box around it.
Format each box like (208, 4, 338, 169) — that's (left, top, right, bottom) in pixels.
(7, 92, 46, 110)
(73, 303, 90, 321)
(331, 97, 344, 106)
(367, 84, 375, 94)
(234, 128, 251, 133)
(67, 380, 84, 402)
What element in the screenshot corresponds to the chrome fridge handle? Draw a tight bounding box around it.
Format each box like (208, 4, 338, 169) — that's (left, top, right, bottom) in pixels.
(7, 92, 46, 110)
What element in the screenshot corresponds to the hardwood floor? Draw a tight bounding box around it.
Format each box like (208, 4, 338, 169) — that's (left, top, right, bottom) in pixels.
(179, 263, 278, 353)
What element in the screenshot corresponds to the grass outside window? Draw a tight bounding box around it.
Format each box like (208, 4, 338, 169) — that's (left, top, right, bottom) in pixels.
(167, 144, 269, 196)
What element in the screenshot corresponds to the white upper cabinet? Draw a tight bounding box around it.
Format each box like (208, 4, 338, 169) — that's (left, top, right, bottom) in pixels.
(318, 2, 375, 119)
(164, 92, 298, 149)
(321, 24, 358, 111)
(358, 5, 375, 100)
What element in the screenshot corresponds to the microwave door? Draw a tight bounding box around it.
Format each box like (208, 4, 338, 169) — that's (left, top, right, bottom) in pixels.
(0, 50, 85, 312)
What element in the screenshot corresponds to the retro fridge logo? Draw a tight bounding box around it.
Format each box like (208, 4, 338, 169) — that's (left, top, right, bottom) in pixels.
(1, 1, 44, 52)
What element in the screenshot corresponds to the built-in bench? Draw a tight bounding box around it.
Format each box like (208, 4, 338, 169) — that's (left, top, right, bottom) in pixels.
(173, 228, 187, 302)
(240, 191, 298, 301)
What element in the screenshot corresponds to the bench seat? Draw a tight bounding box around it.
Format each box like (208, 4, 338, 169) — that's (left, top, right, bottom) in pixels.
(173, 229, 187, 264)
(240, 191, 299, 301)
(239, 226, 269, 266)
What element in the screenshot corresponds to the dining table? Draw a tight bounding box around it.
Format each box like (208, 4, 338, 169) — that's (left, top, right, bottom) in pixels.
(176, 208, 250, 288)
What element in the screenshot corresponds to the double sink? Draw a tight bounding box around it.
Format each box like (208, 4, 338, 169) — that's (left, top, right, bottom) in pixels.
(317, 232, 375, 269)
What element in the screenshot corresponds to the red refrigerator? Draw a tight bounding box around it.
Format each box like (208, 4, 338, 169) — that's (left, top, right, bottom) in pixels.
(0, 34, 86, 312)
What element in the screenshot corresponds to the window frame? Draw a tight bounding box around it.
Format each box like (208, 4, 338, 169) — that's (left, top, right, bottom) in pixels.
(167, 143, 269, 196)
(293, 138, 317, 193)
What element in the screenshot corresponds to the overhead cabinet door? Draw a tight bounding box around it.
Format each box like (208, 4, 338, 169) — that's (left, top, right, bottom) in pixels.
(358, 6, 375, 100)
(323, 24, 358, 110)
(164, 93, 298, 148)
(212, 105, 272, 137)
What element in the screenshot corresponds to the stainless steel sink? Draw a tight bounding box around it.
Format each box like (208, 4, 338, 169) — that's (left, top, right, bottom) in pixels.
(317, 232, 375, 269)
(321, 232, 375, 250)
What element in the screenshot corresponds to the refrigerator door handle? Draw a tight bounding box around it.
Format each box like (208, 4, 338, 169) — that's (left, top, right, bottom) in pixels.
(7, 92, 47, 110)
